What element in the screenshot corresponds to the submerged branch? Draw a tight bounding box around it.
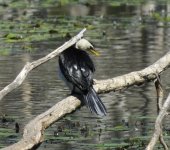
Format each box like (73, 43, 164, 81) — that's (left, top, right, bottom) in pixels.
(1, 29, 170, 149)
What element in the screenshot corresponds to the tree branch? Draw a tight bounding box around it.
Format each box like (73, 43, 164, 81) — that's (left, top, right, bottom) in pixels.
(94, 51, 170, 93)
(145, 94, 170, 150)
(0, 28, 86, 101)
(1, 96, 81, 150)
(1, 29, 170, 149)
(154, 76, 163, 113)
(154, 77, 168, 150)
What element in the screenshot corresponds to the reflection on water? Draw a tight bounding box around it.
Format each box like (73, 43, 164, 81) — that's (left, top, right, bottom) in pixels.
(1, 1, 170, 149)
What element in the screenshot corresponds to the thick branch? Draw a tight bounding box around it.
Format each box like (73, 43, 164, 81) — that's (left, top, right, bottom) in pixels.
(145, 94, 170, 150)
(1, 96, 81, 150)
(0, 28, 86, 101)
(94, 51, 170, 93)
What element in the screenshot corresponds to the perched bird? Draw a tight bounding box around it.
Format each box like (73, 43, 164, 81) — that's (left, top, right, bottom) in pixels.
(58, 39, 106, 116)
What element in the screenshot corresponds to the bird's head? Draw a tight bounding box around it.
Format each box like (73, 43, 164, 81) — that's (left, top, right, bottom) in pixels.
(75, 39, 100, 56)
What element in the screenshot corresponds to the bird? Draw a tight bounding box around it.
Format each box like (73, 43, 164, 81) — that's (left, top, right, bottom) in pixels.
(58, 38, 106, 116)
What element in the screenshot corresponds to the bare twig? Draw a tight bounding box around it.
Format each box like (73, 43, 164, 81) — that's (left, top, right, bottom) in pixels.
(154, 75, 163, 113)
(159, 132, 169, 150)
(154, 76, 168, 150)
(145, 94, 170, 150)
(0, 28, 86, 101)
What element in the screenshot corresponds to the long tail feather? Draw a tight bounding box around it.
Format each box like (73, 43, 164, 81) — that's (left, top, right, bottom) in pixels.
(83, 88, 106, 116)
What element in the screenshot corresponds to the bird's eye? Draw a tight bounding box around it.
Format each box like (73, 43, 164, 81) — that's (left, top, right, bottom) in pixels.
(89, 46, 94, 50)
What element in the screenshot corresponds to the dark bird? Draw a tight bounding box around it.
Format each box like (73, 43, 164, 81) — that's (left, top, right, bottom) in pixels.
(58, 39, 106, 116)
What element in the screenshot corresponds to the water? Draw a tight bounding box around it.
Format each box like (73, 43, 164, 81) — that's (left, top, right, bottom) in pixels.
(0, 1, 170, 149)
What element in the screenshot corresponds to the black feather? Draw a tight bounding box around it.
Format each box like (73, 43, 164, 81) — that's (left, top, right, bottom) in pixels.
(59, 46, 94, 91)
(83, 88, 106, 116)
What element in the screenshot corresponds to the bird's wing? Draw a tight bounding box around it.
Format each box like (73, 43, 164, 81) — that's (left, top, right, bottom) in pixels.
(59, 49, 95, 91)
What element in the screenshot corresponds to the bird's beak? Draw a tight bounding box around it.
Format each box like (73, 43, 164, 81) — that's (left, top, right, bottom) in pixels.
(89, 49, 100, 56)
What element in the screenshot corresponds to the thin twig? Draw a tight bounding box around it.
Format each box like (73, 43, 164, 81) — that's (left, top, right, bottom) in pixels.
(154, 75, 163, 113)
(146, 94, 170, 150)
(154, 75, 168, 150)
(159, 131, 169, 150)
(155, 74, 168, 150)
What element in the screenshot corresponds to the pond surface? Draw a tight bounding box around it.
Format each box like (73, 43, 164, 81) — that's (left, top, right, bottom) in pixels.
(0, 0, 170, 149)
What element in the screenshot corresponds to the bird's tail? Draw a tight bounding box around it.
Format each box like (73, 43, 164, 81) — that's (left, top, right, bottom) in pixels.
(83, 87, 106, 116)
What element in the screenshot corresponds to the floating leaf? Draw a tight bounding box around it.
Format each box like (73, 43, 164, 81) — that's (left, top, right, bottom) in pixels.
(4, 33, 23, 40)
(106, 125, 129, 131)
